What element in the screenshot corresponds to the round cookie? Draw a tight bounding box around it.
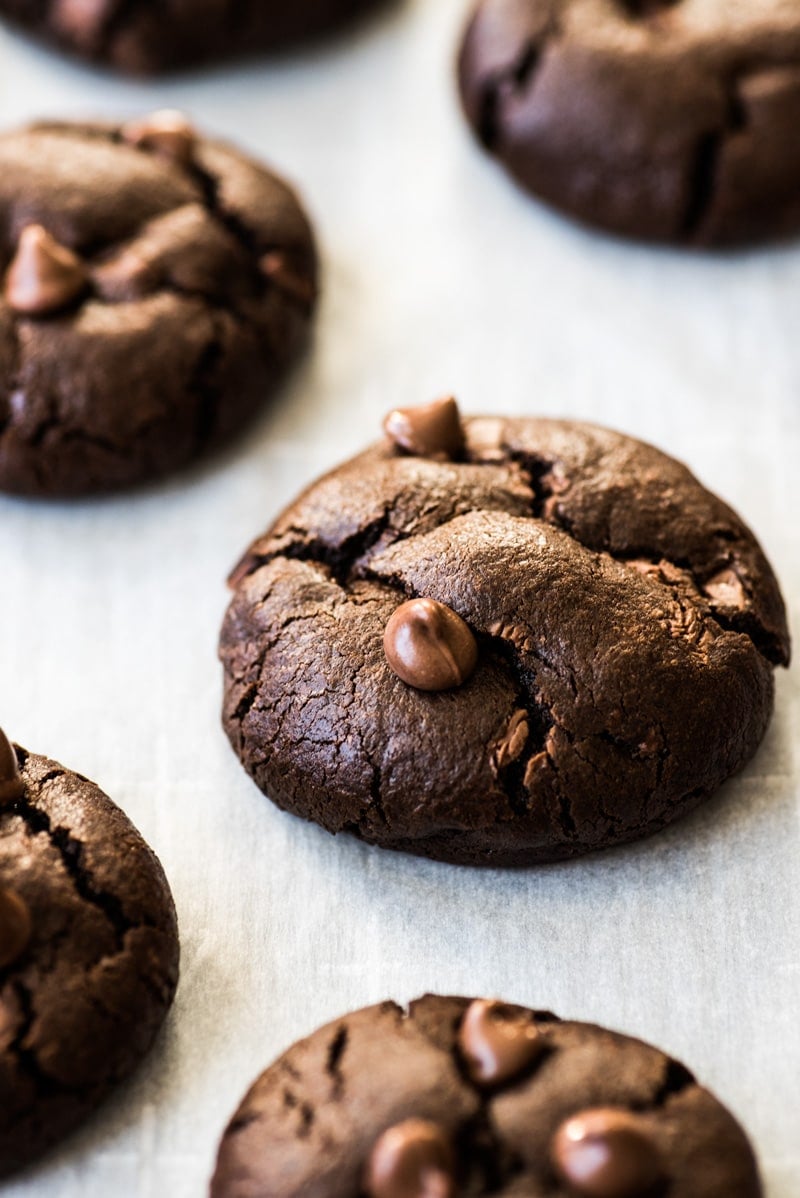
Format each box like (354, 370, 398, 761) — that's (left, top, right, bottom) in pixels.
(0, 113, 317, 496)
(0, 0, 386, 73)
(210, 994, 763, 1196)
(219, 399, 790, 866)
(0, 728, 179, 1176)
(458, 0, 800, 246)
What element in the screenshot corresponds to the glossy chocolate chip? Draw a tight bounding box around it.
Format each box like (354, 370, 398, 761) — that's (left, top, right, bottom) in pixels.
(121, 110, 196, 167)
(4, 225, 88, 317)
(364, 1118, 456, 1198)
(384, 598, 478, 691)
(458, 999, 545, 1087)
(551, 1108, 663, 1197)
(0, 887, 32, 970)
(383, 396, 465, 460)
(0, 728, 24, 805)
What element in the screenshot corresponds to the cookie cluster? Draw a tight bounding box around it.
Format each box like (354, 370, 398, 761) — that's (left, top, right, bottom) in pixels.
(0, 0, 793, 1189)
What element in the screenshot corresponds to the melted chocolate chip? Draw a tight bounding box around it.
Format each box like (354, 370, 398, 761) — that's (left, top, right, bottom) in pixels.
(121, 110, 196, 167)
(551, 1108, 663, 1197)
(384, 598, 478, 691)
(0, 728, 24, 805)
(0, 887, 32, 970)
(4, 225, 89, 317)
(364, 1118, 456, 1198)
(383, 397, 465, 460)
(458, 999, 545, 1087)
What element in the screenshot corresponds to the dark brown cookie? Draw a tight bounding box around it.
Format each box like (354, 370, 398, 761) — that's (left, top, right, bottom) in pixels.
(210, 994, 763, 1197)
(0, 113, 317, 496)
(0, 728, 179, 1177)
(458, 0, 800, 246)
(0, 0, 386, 73)
(219, 401, 789, 866)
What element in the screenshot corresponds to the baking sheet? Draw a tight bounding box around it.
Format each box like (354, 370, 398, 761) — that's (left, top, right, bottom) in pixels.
(0, 1, 798, 1193)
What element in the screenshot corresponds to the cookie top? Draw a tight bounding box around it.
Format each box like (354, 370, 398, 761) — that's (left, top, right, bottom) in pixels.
(0, 114, 317, 496)
(210, 994, 763, 1197)
(0, 729, 179, 1177)
(0, 0, 384, 73)
(220, 401, 789, 866)
(458, 0, 800, 246)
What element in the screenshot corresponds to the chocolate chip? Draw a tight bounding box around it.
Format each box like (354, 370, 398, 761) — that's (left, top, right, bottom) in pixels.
(121, 110, 196, 167)
(384, 598, 478, 691)
(702, 566, 748, 609)
(551, 1108, 663, 1197)
(383, 397, 465, 460)
(458, 999, 545, 1087)
(4, 225, 89, 317)
(0, 728, 24, 805)
(259, 252, 317, 306)
(0, 887, 32, 970)
(51, 0, 111, 48)
(364, 1118, 456, 1198)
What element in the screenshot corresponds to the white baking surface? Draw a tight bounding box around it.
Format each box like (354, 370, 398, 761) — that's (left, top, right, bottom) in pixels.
(0, 1, 798, 1193)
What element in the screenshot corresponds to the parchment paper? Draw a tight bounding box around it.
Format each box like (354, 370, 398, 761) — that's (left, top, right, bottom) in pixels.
(0, 1, 798, 1193)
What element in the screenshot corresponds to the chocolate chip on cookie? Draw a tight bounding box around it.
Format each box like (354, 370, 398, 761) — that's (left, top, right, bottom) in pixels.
(1, 0, 388, 73)
(384, 598, 479, 692)
(0, 727, 25, 804)
(551, 1107, 664, 1197)
(0, 115, 317, 496)
(383, 396, 466, 461)
(0, 887, 32, 969)
(365, 1118, 456, 1198)
(220, 405, 789, 865)
(5, 225, 89, 317)
(458, 0, 800, 246)
(210, 995, 763, 1197)
(0, 732, 179, 1177)
(458, 998, 546, 1087)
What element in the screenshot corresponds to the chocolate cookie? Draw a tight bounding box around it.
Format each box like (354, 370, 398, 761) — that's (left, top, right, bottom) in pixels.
(0, 113, 317, 496)
(0, 0, 385, 73)
(0, 727, 179, 1176)
(219, 399, 789, 866)
(458, 0, 800, 246)
(210, 994, 763, 1196)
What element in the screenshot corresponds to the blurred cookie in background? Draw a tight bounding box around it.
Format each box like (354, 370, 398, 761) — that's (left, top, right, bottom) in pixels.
(458, 0, 800, 246)
(0, 0, 391, 73)
(210, 994, 763, 1197)
(0, 113, 317, 496)
(0, 727, 179, 1177)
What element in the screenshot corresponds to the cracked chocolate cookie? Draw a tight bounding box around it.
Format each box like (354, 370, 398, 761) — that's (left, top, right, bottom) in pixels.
(0, 728, 179, 1177)
(210, 994, 763, 1196)
(219, 400, 790, 866)
(0, 113, 317, 496)
(0, 0, 386, 73)
(458, 0, 800, 246)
